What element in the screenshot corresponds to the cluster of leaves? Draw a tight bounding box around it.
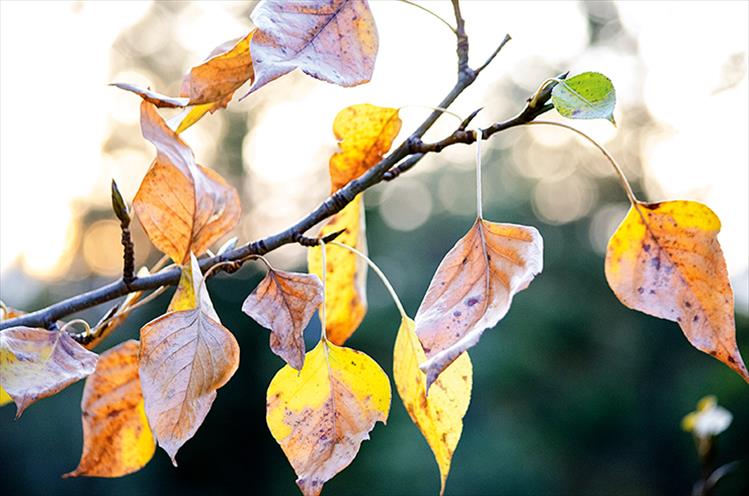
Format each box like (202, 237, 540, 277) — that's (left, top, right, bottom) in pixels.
(0, 2, 746, 495)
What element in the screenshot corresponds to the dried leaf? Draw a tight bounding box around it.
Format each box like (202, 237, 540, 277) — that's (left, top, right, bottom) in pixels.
(415, 218, 543, 388)
(307, 195, 368, 345)
(65, 340, 155, 478)
(0, 385, 11, 407)
(242, 269, 323, 370)
(606, 201, 749, 382)
(168, 253, 217, 319)
(393, 317, 472, 496)
(0, 327, 98, 417)
(247, 0, 378, 96)
(267, 340, 390, 496)
(329, 104, 401, 191)
(139, 254, 240, 464)
(134, 101, 241, 264)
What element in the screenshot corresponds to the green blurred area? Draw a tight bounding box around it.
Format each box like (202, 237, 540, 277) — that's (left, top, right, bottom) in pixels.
(1, 153, 748, 494)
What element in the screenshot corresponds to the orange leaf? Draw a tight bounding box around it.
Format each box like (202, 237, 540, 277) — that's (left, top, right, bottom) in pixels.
(180, 31, 255, 106)
(65, 340, 155, 478)
(134, 101, 241, 264)
(307, 195, 368, 345)
(415, 219, 543, 388)
(606, 200, 749, 382)
(0, 327, 98, 417)
(242, 269, 323, 370)
(329, 104, 401, 191)
(139, 254, 239, 464)
(246, 0, 378, 96)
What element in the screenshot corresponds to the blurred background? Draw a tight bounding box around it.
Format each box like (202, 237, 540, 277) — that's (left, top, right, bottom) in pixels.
(1, 1, 747, 494)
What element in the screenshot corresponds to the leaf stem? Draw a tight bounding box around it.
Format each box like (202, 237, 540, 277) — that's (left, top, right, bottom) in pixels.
(399, 105, 464, 124)
(330, 241, 407, 320)
(398, 0, 456, 34)
(319, 239, 328, 343)
(475, 129, 484, 219)
(523, 120, 638, 205)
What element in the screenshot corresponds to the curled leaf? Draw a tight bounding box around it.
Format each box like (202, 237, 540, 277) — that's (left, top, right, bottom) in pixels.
(267, 340, 390, 496)
(247, 0, 378, 96)
(551, 71, 616, 124)
(242, 269, 323, 370)
(415, 218, 543, 388)
(139, 253, 240, 464)
(606, 200, 749, 382)
(393, 317, 472, 496)
(307, 195, 368, 345)
(330, 104, 401, 191)
(110, 83, 190, 108)
(0, 327, 98, 417)
(65, 340, 155, 478)
(134, 102, 241, 264)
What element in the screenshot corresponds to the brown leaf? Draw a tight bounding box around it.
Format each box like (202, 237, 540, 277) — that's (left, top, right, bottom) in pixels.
(246, 0, 378, 96)
(65, 340, 155, 478)
(139, 254, 239, 464)
(606, 200, 749, 382)
(134, 101, 241, 264)
(0, 327, 98, 417)
(307, 195, 368, 345)
(415, 219, 543, 388)
(329, 104, 401, 191)
(242, 269, 323, 370)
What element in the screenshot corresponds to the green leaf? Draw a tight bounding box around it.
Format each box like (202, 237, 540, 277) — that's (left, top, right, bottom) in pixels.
(551, 72, 616, 124)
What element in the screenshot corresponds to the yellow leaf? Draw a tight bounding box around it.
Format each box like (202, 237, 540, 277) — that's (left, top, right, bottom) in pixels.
(329, 104, 401, 191)
(134, 102, 241, 264)
(415, 218, 543, 388)
(267, 340, 390, 496)
(65, 340, 155, 478)
(0, 385, 11, 407)
(242, 269, 323, 370)
(246, 0, 378, 96)
(606, 200, 748, 382)
(139, 255, 239, 464)
(0, 327, 98, 417)
(307, 195, 367, 345)
(393, 317, 472, 496)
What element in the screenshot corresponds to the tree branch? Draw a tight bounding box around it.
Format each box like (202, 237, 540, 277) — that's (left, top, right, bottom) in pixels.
(0, 7, 554, 333)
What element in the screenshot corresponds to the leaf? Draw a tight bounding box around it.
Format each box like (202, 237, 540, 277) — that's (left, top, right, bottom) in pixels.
(307, 195, 368, 345)
(168, 253, 217, 319)
(551, 72, 616, 124)
(0, 385, 11, 407)
(134, 101, 241, 264)
(65, 340, 155, 478)
(0, 327, 98, 417)
(266, 340, 390, 496)
(139, 253, 240, 464)
(242, 269, 323, 370)
(109, 83, 190, 108)
(329, 104, 401, 191)
(393, 317, 472, 496)
(605, 200, 749, 382)
(415, 218, 543, 388)
(246, 0, 378, 96)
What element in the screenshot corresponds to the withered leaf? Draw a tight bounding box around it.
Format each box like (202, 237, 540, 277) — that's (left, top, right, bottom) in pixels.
(242, 269, 323, 370)
(307, 195, 368, 345)
(65, 340, 155, 478)
(393, 317, 472, 496)
(134, 101, 241, 264)
(266, 340, 390, 496)
(139, 254, 239, 464)
(329, 104, 401, 191)
(606, 200, 749, 382)
(110, 83, 190, 108)
(415, 219, 543, 388)
(0, 327, 98, 417)
(246, 0, 378, 96)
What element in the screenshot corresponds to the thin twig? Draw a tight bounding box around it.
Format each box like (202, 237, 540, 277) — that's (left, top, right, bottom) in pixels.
(398, 0, 456, 34)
